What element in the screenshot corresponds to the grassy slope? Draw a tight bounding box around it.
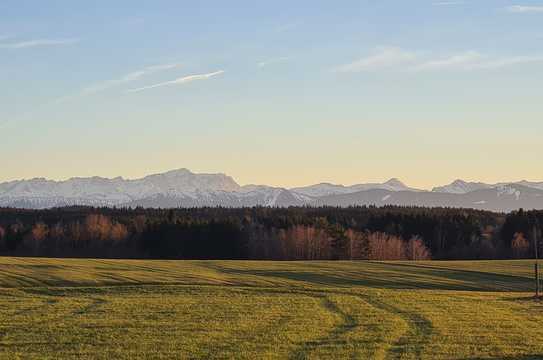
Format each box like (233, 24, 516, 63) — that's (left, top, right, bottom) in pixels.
(0, 258, 542, 359)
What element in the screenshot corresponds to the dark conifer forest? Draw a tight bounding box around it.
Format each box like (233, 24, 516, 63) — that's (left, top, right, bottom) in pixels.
(0, 206, 541, 260)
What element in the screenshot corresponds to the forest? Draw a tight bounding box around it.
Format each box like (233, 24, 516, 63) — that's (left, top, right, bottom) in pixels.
(0, 206, 541, 260)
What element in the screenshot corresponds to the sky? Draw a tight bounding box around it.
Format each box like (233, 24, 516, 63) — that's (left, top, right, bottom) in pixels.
(1, 0, 542, 189)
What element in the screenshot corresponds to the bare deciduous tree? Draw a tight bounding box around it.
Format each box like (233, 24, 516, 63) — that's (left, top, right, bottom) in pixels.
(368, 232, 405, 260)
(511, 232, 530, 259)
(405, 236, 431, 260)
(25, 222, 49, 254)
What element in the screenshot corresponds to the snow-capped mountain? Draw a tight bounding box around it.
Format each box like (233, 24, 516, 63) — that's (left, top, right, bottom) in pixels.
(315, 183, 543, 213)
(432, 180, 493, 194)
(291, 178, 420, 197)
(1, 170, 543, 212)
(0, 169, 312, 209)
(513, 181, 543, 191)
(0, 169, 242, 208)
(289, 183, 353, 197)
(432, 179, 543, 194)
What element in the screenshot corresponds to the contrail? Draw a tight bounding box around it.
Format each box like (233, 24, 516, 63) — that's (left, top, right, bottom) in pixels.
(127, 70, 224, 93)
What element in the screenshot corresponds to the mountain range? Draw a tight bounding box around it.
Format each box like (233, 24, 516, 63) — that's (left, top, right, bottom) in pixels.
(1, 169, 542, 212)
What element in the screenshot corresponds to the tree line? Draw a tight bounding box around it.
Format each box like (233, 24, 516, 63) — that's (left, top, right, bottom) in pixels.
(0, 206, 541, 260)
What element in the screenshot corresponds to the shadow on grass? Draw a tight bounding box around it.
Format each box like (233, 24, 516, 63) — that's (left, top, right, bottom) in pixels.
(382, 262, 532, 291)
(213, 262, 532, 292)
(502, 295, 543, 301)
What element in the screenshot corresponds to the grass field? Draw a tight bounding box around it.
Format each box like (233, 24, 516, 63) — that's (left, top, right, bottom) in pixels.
(1, 258, 542, 359)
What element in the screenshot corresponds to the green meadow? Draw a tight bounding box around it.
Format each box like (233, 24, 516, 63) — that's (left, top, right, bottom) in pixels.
(0, 258, 542, 359)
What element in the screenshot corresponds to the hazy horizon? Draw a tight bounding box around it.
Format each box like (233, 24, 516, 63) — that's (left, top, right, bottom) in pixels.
(1, 166, 543, 192)
(2, 0, 542, 189)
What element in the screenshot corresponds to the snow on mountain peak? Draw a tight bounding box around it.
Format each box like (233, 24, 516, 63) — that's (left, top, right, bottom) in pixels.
(385, 178, 402, 185)
(432, 180, 492, 194)
(290, 183, 349, 197)
(1, 170, 543, 211)
(383, 178, 409, 191)
(516, 180, 543, 191)
(291, 178, 418, 197)
(0, 169, 241, 206)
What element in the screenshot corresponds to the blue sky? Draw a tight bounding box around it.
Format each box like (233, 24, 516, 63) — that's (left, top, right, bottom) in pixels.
(1, 0, 542, 188)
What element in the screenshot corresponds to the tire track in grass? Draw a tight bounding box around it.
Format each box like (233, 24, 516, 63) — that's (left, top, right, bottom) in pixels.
(0, 295, 60, 346)
(5, 282, 434, 358)
(289, 295, 357, 360)
(235, 287, 354, 359)
(229, 286, 417, 359)
(0, 268, 45, 287)
(201, 288, 317, 359)
(296, 288, 434, 359)
(73, 297, 107, 316)
(18, 287, 107, 322)
(0, 293, 108, 353)
(356, 293, 434, 359)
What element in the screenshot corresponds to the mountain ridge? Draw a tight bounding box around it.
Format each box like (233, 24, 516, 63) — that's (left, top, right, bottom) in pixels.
(1, 169, 543, 212)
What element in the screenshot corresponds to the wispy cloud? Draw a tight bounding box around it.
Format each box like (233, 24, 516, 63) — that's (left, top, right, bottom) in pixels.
(55, 63, 183, 103)
(334, 47, 418, 72)
(0, 38, 79, 49)
(413, 51, 483, 71)
(336, 47, 543, 73)
(472, 55, 543, 69)
(414, 53, 543, 71)
(127, 70, 225, 93)
(257, 57, 290, 68)
(506, 5, 543, 13)
(81, 63, 182, 95)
